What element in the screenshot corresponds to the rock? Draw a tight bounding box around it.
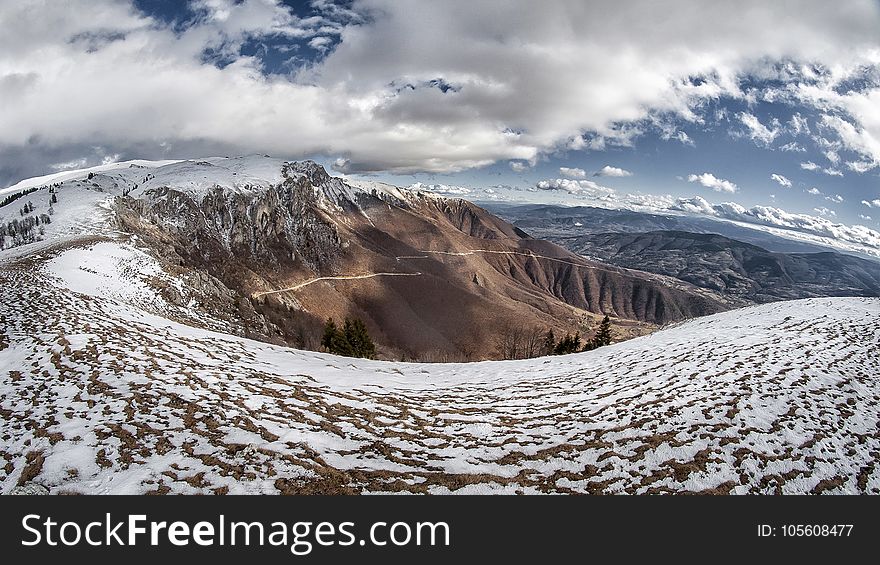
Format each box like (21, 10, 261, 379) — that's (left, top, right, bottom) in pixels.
(7, 483, 49, 495)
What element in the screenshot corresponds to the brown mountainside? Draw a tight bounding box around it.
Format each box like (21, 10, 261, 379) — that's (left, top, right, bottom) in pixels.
(113, 161, 731, 360)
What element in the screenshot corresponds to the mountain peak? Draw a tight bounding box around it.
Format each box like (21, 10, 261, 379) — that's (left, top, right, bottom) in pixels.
(284, 160, 331, 186)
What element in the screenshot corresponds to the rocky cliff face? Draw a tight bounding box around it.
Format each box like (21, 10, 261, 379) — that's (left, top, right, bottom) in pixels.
(116, 162, 343, 274)
(101, 158, 733, 359)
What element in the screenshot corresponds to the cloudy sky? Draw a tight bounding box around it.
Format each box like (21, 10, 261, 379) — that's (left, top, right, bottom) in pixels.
(2, 0, 880, 243)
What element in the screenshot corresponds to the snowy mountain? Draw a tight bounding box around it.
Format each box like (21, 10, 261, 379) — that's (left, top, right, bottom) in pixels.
(0, 243, 877, 493)
(2, 156, 878, 495)
(1, 156, 732, 360)
(0, 155, 419, 250)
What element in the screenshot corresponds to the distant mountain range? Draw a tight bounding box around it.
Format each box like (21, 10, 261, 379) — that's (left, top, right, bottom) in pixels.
(558, 230, 880, 302)
(3, 157, 880, 495)
(487, 202, 880, 303)
(485, 202, 850, 254)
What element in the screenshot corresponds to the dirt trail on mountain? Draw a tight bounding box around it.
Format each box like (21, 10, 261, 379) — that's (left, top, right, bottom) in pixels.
(252, 272, 423, 297)
(254, 248, 591, 297)
(3, 247, 879, 494)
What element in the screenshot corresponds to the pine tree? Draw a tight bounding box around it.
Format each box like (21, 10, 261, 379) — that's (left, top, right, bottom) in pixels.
(321, 318, 338, 351)
(594, 315, 613, 347)
(343, 317, 376, 359)
(321, 316, 376, 359)
(329, 330, 355, 357)
(553, 332, 581, 355)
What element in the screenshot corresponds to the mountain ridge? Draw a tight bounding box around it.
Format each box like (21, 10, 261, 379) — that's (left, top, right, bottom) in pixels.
(553, 230, 880, 303)
(2, 156, 735, 360)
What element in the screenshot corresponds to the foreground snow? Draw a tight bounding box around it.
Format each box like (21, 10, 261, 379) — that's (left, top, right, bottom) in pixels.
(1, 239, 878, 494)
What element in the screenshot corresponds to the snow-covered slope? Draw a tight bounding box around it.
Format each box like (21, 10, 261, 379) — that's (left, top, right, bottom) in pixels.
(0, 159, 183, 199)
(0, 156, 427, 252)
(1, 238, 878, 494)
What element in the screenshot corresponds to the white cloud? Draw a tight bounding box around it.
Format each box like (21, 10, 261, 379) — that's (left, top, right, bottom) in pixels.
(624, 192, 675, 210)
(779, 142, 806, 152)
(50, 158, 89, 171)
(531, 178, 880, 256)
(788, 113, 810, 136)
(559, 167, 586, 178)
(787, 85, 880, 173)
(3, 0, 880, 180)
(535, 178, 616, 199)
(100, 153, 121, 166)
(509, 161, 529, 173)
(770, 173, 791, 187)
(660, 129, 694, 145)
(860, 214, 873, 221)
(687, 172, 738, 193)
(738, 112, 780, 146)
(863, 199, 880, 208)
(818, 114, 880, 171)
(407, 181, 472, 196)
(667, 199, 880, 254)
(671, 195, 718, 216)
(331, 157, 352, 173)
(595, 165, 633, 177)
(307, 36, 333, 52)
(825, 194, 844, 203)
(807, 187, 822, 195)
(846, 160, 877, 173)
(800, 161, 820, 171)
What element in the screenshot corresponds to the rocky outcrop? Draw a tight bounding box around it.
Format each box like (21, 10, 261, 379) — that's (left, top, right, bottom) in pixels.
(109, 159, 733, 359)
(115, 163, 343, 274)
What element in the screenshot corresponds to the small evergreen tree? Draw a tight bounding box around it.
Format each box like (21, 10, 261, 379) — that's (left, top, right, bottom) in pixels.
(321, 318, 338, 351)
(582, 315, 613, 351)
(553, 332, 581, 355)
(343, 317, 376, 359)
(329, 329, 355, 357)
(594, 315, 613, 347)
(321, 317, 376, 359)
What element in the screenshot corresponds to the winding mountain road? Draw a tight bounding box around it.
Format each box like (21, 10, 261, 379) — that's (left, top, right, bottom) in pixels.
(252, 272, 423, 297)
(252, 248, 591, 297)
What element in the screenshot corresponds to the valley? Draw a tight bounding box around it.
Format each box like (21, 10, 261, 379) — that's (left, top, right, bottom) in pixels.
(1, 156, 879, 496)
(1, 157, 732, 361)
(1, 238, 878, 494)
(490, 203, 880, 304)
